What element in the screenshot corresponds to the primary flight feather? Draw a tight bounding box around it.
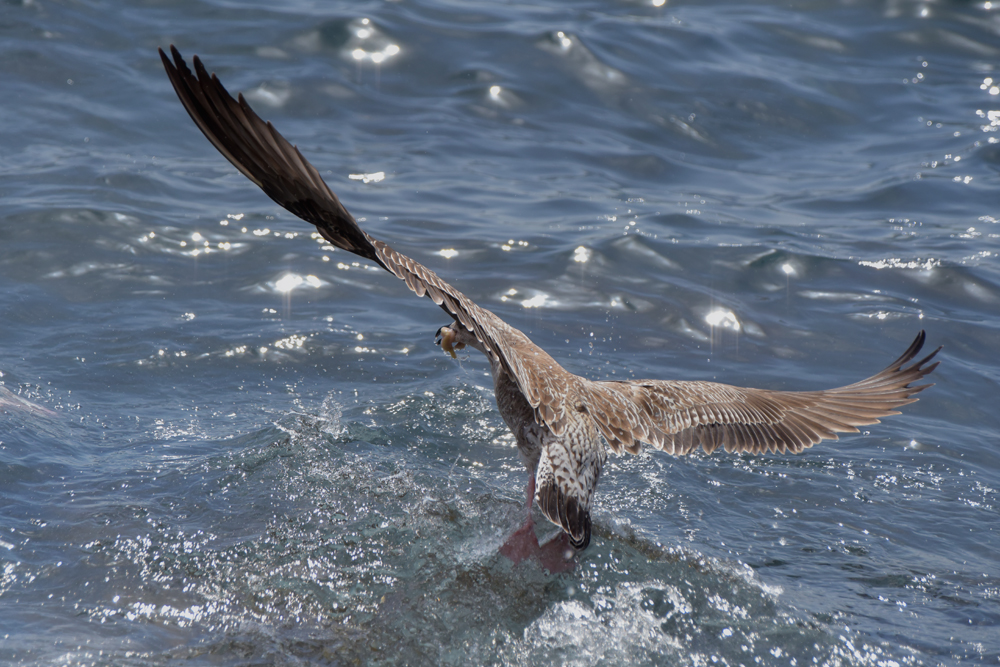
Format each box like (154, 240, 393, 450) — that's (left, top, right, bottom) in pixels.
(160, 46, 940, 558)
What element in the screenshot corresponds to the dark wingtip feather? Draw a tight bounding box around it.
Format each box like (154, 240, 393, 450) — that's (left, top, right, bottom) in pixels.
(159, 45, 390, 265)
(913, 348, 943, 371)
(886, 330, 925, 371)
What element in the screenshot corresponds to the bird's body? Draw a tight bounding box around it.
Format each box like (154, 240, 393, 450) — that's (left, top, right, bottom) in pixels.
(160, 47, 940, 561)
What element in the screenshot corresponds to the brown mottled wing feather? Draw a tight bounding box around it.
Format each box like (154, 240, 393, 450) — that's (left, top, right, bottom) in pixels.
(159, 46, 539, 392)
(581, 331, 941, 456)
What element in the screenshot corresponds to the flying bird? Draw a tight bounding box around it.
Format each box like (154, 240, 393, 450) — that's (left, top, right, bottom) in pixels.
(160, 46, 940, 567)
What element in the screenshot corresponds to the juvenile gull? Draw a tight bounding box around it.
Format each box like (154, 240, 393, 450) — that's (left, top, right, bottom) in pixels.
(160, 47, 940, 565)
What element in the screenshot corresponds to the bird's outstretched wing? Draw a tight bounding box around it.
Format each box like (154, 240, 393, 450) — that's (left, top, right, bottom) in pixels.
(160, 46, 940, 466)
(159, 45, 539, 391)
(580, 330, 940, 456)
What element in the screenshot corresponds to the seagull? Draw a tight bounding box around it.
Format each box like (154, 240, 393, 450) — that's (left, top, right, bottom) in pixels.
(160, 46, 940, 567)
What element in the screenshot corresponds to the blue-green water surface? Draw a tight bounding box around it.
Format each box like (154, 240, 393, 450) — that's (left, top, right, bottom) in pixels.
(2, 0, 999, 664)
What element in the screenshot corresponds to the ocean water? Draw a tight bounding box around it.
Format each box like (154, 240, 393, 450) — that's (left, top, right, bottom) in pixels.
(2, 0, 999, 664)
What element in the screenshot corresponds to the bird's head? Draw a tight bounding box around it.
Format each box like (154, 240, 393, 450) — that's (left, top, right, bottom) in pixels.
(435, 322, 466, 358)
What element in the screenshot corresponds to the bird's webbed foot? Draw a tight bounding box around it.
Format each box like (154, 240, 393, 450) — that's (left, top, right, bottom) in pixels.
(499, 516, 576, 574)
